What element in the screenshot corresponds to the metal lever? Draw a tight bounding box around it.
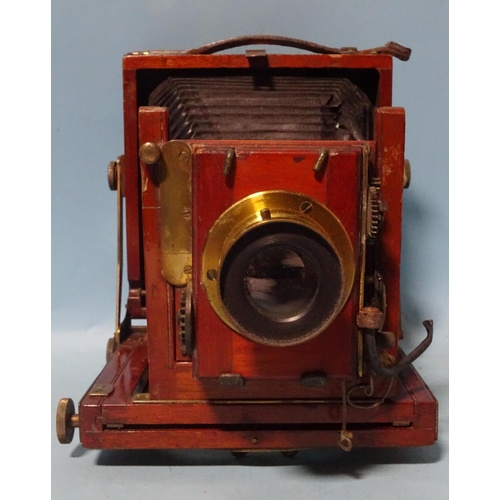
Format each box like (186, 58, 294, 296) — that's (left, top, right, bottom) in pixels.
(364, 320, 433, 377)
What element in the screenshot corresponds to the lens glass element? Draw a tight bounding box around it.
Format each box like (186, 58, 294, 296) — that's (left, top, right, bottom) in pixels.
(243, 245, 318, 323)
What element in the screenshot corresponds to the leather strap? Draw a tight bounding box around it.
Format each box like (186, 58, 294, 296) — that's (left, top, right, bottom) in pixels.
(187, 35, 411, 61)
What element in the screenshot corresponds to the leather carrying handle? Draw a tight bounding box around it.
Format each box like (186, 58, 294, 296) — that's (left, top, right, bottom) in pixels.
(187, 35, 411, 61)
(187, 35, 342, 55)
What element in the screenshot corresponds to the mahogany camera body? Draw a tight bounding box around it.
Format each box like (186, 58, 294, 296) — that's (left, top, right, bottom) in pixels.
(57, 36, 437, 453)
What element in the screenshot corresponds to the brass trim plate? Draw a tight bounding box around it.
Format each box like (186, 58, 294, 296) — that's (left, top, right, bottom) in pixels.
(89, 383, 115, 397)
(201, 190, 355, 343)
(159, 141, 193, 286)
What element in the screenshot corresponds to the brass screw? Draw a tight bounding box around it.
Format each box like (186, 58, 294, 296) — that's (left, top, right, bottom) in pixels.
(183, 265, 192, 274)
(182, 208, 192, 219)
(179, 151, 189, 162)
(252, 437, 259, 444)
(207, 269, 218, 281)
(300, 201, 313, 214)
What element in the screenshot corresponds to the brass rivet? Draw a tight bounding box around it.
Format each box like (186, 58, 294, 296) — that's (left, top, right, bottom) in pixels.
(300, 201, 313, 214)
(183, 265, 192, 274)
(207, 269, 218, 281)
(182, 208, 192, 219)
(139, 142, 161, 165)
(252, 437, 258, 444)
(179, 151, 189, 162)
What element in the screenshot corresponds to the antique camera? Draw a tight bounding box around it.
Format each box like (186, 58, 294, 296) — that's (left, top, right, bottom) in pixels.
(57, 36, 437, 453)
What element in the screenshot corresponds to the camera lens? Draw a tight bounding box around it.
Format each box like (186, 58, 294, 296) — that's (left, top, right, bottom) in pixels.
(220, 222, 344, 346)
(244, 246, 318, 323)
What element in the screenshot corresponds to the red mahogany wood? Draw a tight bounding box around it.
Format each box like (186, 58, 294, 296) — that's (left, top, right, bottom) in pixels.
(73, 48, 439, 453)
(122, 68, 143, 316)
(191, 144, 363, 380)
(375, 108, 406, 343)
(138, 106, 172, 400)
(135, 136, 395, 399)
(135, 118, 376, 399)
(123, 53, 393, 80)
(83, 426, 437, 451)
(119, 51, 395, 319)
(78, 333, 437, 450)
(78, 332, 148, 440)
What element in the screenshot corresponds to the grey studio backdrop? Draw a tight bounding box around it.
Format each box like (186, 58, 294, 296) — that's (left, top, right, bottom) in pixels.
(51, 1, 448, 499)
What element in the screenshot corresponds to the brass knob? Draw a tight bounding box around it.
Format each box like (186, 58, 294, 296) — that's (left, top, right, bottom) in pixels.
(56, 398, 79, 444)
(107, 161, 118, 191)
(139, 142, 161, 164)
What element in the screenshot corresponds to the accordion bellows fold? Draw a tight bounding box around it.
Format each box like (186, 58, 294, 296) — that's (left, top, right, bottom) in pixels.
(149, 75, 373, 141)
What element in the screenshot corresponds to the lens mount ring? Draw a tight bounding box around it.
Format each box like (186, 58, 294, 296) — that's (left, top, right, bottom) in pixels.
(201, 190, 355, 345)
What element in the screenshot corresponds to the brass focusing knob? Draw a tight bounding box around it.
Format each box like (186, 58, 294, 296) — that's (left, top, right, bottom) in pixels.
(56, 398, 79, 444)
(107, 160, 118, 191)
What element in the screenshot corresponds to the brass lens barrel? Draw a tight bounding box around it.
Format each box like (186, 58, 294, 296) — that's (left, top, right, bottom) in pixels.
(201, 191, 355, 346)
